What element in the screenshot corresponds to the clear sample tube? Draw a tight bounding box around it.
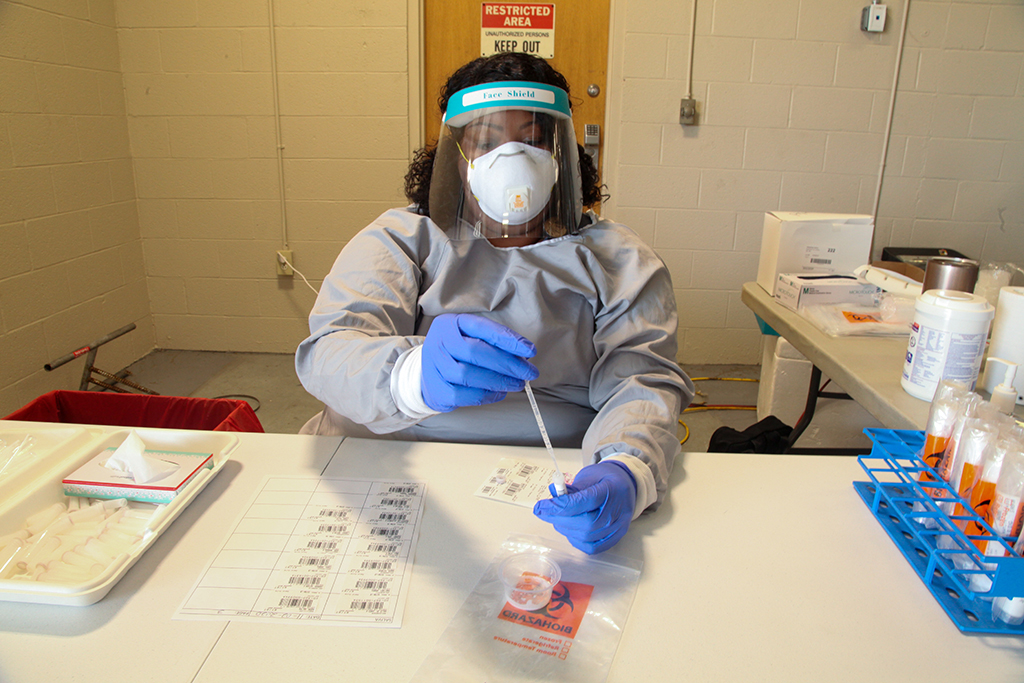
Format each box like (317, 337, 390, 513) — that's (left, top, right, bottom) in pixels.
(61, 550, 103, 572)
(69, 501, 106, 524)
(949, 420, 999, 522)
(920, 380, 969, 480)
(993, 528, 1024, 625)
(0, 529, 30, 548)
(964, 432, 1017, 550)
(19, 535, 62, 570)
(76, 538, 115, 565)
(524, 381, 567, 496)
(24, 503, 66, 535)
(935, 393, 982, 486)
(0, 541, 24, 578)
(0, 435, 36, 480)
(101, 497, 128, 511)
(971, 451, 1024, 594)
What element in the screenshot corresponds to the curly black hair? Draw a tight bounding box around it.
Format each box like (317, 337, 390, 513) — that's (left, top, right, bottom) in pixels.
(404, 53, 606, 218)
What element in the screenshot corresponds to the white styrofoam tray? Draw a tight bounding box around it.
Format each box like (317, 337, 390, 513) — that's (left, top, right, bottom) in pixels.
(0, 423, 236, 606)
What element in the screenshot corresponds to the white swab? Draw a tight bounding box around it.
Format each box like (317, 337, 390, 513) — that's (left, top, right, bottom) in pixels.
(524, 381, 567, 496)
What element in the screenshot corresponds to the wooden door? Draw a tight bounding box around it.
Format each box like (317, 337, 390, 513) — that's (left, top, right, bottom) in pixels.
(422, 0, 609, 173)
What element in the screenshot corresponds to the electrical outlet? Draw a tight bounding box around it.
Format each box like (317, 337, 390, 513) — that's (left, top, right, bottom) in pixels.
(276, 249, 293, 276)
(680, 98, 697, 126)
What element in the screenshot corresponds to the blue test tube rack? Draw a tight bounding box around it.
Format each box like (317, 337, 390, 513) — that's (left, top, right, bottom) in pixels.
(854, 428, 1024, 635)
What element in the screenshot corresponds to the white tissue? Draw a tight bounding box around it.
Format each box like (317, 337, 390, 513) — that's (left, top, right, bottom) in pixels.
(104, 431, 179, 484)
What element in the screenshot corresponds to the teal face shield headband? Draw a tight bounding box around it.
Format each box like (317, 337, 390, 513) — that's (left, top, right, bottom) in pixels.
(442, 81, 572, 128)
(430, 79, 582, 241)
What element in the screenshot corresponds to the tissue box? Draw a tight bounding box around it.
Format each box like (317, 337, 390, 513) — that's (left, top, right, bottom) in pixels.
(756, 212, 874, 295)
(62, 448, 214, 504)
(774, 273, 882, 311)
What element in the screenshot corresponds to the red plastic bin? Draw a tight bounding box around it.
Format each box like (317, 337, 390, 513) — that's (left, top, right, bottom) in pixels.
(3, 391, 264, 433)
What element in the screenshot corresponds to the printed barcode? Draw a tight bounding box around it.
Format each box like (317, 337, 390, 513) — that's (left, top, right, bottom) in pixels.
(289, 575, 323, 587)
(280, 597, 314, 609)
(481, 486, 494, 495)
(378, 512, 408, 522)
(356, 579, 389, 590)
(307, 540, 338, 551)
(506, 482, 523, 494)
(810, 258, 832, 264)
(318, 524, 349, 534)
(350, 599, 387, 613)
(319, 508, 348, 518)
(521, 465, 537, 474)
(379, 498, 409, 508)
(367, 543, 398, 554)
(370, 527, 400, 537)
(388, 485, 417, 495)
(299, 557, 330, 567)
(361, 560, 394, 571)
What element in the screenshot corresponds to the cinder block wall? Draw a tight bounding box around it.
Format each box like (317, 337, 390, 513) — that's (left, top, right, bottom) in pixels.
(0, 0, 1021, 416)
(603, 0, 1023, 363)
(118, 0, 410, 353)
(0, 0, 152, 414)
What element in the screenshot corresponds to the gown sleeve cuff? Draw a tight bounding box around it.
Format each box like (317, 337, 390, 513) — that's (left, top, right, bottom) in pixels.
(605, 454, 656, 520)
(390, 344, 440, 421)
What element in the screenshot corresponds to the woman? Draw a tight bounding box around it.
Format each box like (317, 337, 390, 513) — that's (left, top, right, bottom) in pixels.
(296, 53, 693, 554)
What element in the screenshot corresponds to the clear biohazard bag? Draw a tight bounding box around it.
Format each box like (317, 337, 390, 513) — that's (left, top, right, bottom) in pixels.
(409, 533, 641, 683)
(800, 301, 913, 337)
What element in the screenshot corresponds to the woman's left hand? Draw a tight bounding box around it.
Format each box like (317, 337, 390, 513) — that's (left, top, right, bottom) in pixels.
(533, 460, 637, 554)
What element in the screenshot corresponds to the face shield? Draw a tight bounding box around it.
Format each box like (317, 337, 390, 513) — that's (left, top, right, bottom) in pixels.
(429, 81, 582, 242)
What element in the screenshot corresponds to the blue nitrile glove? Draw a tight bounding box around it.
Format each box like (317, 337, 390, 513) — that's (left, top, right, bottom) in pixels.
(533, 460, 637, 555)
(420, 313, 539, 413)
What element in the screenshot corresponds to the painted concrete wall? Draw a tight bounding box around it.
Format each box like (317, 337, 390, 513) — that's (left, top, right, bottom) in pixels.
(0, 0, 1021, 415)
(0, 0, 151, 415)
(603, 0, 1023, 362)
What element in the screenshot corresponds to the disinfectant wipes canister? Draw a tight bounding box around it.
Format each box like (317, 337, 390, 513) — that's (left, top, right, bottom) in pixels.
(901, 289, 994, 401)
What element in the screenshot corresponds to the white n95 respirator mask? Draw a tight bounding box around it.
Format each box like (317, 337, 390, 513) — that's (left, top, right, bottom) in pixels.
(466, 142, 557, 225)
(428, 80, 583, 240)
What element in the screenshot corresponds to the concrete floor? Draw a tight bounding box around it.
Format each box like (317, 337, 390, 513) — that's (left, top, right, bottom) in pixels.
(122, 350, 874, 452)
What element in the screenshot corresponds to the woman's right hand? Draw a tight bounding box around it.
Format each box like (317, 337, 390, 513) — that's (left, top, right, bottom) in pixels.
(420, 314, 539, 413)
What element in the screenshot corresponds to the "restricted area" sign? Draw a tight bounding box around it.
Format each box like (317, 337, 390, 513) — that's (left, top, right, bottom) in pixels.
(481, 3, 555, 59)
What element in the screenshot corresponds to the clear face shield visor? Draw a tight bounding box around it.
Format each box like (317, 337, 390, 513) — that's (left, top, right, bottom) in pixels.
(429, 81, 582, 242)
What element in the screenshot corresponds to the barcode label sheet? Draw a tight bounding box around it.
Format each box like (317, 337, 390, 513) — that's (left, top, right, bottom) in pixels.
(474, 458, 566, 507)
(176, 477, 426, 627)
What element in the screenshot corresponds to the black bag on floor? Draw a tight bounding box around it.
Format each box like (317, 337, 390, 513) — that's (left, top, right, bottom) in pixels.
(707, 415, 793, 454)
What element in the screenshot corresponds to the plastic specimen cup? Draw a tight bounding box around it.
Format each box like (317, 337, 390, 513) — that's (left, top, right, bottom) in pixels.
(499, 552, 561, 611)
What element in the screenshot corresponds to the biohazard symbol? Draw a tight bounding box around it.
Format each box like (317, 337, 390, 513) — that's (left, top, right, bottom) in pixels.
(498, 580, 593, 638)
(842, 310, 881, 323)
(535, 583, 574, 618)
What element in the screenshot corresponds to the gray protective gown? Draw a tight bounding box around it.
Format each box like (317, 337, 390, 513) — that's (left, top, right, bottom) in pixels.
(295, 207, 694, 508)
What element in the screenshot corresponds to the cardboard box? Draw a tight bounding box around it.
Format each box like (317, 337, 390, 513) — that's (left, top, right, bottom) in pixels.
(756, 212, 874, 295)
(774, 273, 882, 311)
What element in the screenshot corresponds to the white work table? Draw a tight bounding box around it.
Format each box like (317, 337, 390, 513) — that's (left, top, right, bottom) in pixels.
(742, 280, 932, 431)
(1, 426, 1022, 681)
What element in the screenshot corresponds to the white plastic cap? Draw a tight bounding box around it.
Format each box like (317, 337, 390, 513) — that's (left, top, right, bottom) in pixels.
(992, 596, 1024, 626)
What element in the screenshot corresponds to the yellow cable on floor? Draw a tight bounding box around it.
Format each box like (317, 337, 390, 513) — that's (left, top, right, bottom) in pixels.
(679, 376, 760, 444)
(684, 405, 757, 413)
(689, 376, 758, 383)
